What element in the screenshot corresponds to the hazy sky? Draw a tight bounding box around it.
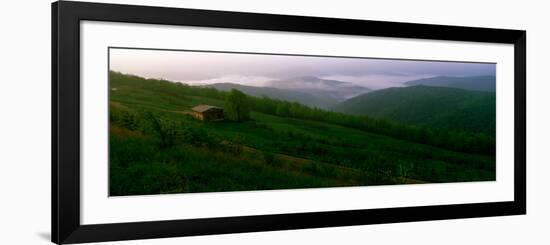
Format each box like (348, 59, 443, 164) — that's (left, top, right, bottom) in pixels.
(110, 48, 496, 89)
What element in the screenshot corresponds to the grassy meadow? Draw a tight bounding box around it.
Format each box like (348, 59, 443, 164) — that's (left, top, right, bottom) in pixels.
(108, 71, 496, 196)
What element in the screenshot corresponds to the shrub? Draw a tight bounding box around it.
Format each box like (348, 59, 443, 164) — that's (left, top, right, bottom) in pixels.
(144, 112, 179, 148)
(110, 107, 140, 130)
(224, 135, 244, 155)
(262, 151, 277, 166)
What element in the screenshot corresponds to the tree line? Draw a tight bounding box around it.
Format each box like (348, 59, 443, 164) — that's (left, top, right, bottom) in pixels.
(222, 88, 493, 155)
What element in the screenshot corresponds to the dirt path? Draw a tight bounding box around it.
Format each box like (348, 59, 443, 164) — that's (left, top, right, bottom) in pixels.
(238, 143, 351, 169)
(234, 142, 428, 184)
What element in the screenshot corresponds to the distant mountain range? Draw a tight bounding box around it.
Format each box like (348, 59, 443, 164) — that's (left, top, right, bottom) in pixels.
(205, 82, 338, 109)
(206, 76, 371, 109)
(204, 75, 497, 135)
(404, 76, 496, 92)
(332, 85, 496, 135)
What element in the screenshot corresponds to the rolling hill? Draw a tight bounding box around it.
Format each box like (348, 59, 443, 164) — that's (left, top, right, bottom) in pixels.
(108, 71, 495, 196)
(404, 76, 496, 92)
(332, 85, 496, 135)
(205, 76, 371, 109)
(205, 82, 338, 109)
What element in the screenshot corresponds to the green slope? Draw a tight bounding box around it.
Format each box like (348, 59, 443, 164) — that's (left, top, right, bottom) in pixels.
(332, 85, 496, 135)
(108, 71, 495, 196)
(404, 76, 496, 92)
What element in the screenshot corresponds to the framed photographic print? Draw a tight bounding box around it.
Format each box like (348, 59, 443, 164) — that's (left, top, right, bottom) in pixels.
(52, 1, 526, 244)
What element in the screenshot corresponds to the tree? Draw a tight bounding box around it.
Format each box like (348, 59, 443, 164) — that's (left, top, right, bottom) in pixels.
(144, 112, 178, 148)
(225, 89, 250, 121)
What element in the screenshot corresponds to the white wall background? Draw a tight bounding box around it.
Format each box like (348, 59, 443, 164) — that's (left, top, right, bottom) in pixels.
(0, 0, 547, 244)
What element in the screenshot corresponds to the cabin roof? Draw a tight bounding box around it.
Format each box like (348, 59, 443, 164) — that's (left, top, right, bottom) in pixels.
(191, 105, 222, 113)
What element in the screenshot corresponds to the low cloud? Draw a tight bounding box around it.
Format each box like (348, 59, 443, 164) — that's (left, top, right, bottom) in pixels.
(182, 75, 277, 87)
(321, 74, 433, 90)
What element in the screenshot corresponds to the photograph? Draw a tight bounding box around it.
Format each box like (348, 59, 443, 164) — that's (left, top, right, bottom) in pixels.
(41, 1, 534, 243)
(108, 47, 497, 196)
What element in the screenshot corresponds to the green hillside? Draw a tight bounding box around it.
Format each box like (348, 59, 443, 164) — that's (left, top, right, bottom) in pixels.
(332, 85, 496, 136)
(108, 71, 495, 196)
(404, 76, 496, 92)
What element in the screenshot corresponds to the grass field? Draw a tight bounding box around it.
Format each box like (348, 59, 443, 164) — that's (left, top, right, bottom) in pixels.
(108, 71, 496, 196)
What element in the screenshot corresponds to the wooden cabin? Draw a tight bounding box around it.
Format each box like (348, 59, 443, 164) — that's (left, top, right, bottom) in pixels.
(191, 105, 224, 121)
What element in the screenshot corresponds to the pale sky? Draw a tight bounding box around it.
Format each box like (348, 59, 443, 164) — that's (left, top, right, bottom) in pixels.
(109, 48, 496, 89)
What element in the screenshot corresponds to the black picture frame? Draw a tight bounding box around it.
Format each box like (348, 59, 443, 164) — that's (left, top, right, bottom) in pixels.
(52, 1, 526, 244)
